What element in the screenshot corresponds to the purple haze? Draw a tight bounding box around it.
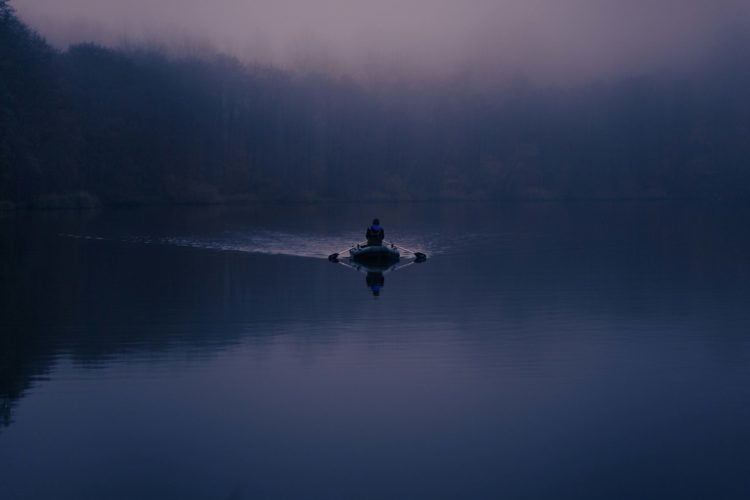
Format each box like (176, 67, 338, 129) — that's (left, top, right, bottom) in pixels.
(12, 0, 750, 84)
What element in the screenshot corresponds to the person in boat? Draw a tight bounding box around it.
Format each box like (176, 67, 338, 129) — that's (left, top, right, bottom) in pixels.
(366, 218, 385, 246)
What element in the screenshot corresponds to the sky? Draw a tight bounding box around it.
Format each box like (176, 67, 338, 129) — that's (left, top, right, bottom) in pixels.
(12, 0, 750, 84)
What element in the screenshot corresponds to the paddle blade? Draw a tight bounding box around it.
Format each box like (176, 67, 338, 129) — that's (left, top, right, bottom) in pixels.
(414, 252, 427, 262)
(328, 253, 339, 262)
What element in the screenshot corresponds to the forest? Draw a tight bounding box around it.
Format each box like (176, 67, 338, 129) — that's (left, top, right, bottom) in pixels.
(2, 0, 750, 207)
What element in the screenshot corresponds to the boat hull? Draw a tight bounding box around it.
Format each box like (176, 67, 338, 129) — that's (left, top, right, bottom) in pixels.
(350, 244, 400, 264)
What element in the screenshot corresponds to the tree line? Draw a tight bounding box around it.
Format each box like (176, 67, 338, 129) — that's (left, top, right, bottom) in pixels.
(2, 0, 750, 207)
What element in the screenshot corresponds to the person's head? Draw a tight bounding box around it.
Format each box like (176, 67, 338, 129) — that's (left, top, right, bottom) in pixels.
(372, 218, 380, 226)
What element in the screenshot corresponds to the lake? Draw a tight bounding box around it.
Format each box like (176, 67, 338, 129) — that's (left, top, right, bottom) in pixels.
(1, 202, 750, 499)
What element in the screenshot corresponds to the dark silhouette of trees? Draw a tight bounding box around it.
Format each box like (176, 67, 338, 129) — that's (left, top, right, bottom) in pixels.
(2, 3, 750, 206)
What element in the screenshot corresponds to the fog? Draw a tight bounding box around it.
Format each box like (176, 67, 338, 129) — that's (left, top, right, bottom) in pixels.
(12, 0, 750, 84)
(3, 0, 750, 204)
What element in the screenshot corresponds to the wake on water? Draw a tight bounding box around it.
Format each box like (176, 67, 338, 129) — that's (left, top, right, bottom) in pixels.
(61, 230, 436, 260)
(157, 231, 362, 259)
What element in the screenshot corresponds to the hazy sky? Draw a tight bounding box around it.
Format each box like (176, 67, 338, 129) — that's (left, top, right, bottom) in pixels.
(12, 0, 750, 83)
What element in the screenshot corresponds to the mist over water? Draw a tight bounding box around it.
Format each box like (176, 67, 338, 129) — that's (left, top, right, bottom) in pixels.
(4, 0, 750, 496)
(13, 0, 750, 84)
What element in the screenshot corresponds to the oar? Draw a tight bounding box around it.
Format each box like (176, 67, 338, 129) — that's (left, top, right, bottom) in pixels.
(328, 245, 356, 262)
(388, 242, 427, 262)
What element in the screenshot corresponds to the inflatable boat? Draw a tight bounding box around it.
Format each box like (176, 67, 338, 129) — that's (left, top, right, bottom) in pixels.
(349, 243, 400, 264)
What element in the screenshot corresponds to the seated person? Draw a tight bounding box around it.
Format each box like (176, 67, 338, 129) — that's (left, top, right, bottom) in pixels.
(366, 218, 385, 246)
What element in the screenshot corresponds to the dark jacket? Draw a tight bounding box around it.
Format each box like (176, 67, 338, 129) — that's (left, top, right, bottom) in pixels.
(366, 224, 385, 245)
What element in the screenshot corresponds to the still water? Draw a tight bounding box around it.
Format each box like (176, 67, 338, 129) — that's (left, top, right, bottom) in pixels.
(1, 202, 749, 499)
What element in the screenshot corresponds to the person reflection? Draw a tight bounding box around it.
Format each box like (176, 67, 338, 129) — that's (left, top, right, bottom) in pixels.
(366, 271, 385, 296)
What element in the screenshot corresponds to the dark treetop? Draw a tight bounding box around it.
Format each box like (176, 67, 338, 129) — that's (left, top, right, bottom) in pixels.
(2, 1, 750, 207)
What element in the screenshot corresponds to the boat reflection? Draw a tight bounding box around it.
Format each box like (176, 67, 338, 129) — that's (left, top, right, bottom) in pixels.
(366, 271, 385, 296)
(335, 257, 422, 297)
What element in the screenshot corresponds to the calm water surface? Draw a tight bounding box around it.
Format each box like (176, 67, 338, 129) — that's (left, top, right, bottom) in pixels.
(1, 202, 750, 499)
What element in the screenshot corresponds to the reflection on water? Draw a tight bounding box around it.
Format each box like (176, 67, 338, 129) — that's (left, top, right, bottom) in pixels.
(335, 256, 424, 297)
(1, 202, 750, 499)
(366, 271, 385, 296)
